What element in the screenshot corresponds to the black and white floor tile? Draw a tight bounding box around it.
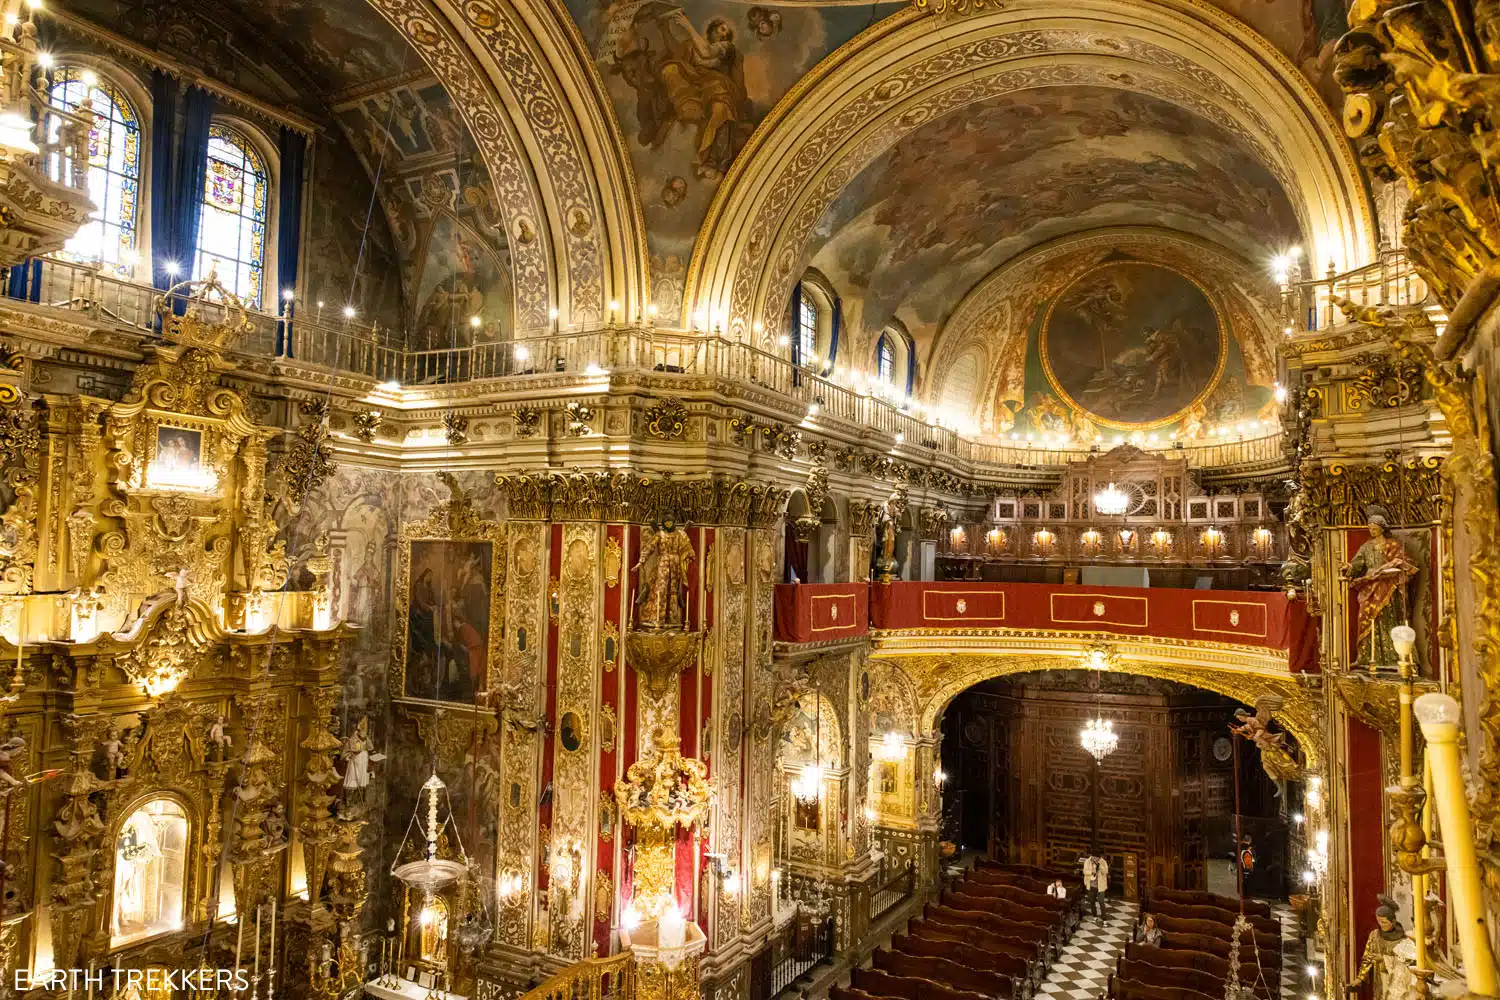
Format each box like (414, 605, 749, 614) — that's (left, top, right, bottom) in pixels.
(1034, 900, 1138, 1000)
(1271, 901, 1305, 999)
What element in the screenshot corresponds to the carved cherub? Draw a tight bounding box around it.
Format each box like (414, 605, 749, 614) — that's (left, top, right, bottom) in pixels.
(207, 714, 231, 760)
(0, 736, 25, 790)
(100, 724, 126, 779)
(262, 802, 288, 844)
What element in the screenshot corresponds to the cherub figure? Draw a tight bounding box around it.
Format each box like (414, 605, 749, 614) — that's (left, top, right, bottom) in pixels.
(101, 724, 127, 779)
(262, 802, 288, 844)
(1230, 700, 1287, 753)
(0, 736, 25, 790)
(208, 715, 231, 760)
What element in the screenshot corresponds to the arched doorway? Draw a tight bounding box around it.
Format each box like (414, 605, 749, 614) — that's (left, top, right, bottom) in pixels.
(938, 669, 1300, 898)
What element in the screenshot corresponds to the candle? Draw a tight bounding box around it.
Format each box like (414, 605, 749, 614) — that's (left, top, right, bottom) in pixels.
(253, 904, 262, 981)
(269, 897, 276, 970)
(234, 903, 245, 979)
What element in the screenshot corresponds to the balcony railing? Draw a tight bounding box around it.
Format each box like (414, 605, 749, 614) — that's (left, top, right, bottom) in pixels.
(1285, 248, 1431, 334)
(5, 256, 1289, 472)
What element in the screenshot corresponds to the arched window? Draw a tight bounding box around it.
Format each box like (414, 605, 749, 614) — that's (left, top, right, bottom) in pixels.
(876, 334, 895, 385)
(194, 124, 269, 306)
(46, 67, 141, 275)
(797, 287, 819, 366)
(111, 798, 188, 947)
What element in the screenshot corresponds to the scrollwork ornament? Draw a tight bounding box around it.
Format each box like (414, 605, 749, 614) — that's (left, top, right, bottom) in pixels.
(1347, 352, 1425, 410)
(645, 397, 688, 440)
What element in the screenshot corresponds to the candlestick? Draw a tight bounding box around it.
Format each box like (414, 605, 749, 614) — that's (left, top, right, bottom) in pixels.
(234, 904, 245, 980)
(268, 897, 276, 970)
(253, 903, 262, 983)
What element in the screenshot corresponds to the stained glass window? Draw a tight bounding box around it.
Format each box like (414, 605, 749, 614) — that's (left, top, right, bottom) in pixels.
(194, 125, 268, 306)
(877, 333, 895, 384)
(798, 288, 818, 365)
(47, 68, 141, 276)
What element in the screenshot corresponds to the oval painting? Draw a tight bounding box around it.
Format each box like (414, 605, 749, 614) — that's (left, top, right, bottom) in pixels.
(1041, 261, 1226, 427)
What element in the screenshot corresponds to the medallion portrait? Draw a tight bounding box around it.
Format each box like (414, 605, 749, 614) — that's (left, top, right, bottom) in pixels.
(1041, 261, 1226, 427)
(404, 539, 494, 703)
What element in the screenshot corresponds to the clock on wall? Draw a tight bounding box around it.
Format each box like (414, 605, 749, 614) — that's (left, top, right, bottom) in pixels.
(1212, 736, 1233, 762)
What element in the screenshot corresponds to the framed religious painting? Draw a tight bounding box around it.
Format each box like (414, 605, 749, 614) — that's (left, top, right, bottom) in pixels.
(392, 496, 506, 705)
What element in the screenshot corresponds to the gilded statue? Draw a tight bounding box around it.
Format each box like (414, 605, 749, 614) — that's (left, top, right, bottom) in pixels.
(1346, 896, 1423, 1000)
(1343, 506, 1419, 668)
(872, 489, 904, 583)
(633, 517, 694, 631)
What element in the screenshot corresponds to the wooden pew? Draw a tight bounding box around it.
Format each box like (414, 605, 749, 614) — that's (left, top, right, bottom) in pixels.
(1108, 976, 1218, 1000)
(1150, 887, 1272, 920)
(907, 919, 1045, 989)
(1116, 956, 1251, 999)
(955, 876, 1081, 935)
(966, 867, 1084, 895)
(1154, 927, 1282, 970)
(891, 934, 1034, 1000)
(831, 986, 886, 1000)
(1122, 944, 1272, 999)
(852, 968, 991, 1000)
(1145, 903, 1281, 945)
(941, 889, 1064, 952)
(923, 905, 1054, 963)
(874, 946, 1022, 1000)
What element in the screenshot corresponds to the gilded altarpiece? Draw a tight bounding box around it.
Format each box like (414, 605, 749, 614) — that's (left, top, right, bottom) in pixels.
(0, 286, 363, 998)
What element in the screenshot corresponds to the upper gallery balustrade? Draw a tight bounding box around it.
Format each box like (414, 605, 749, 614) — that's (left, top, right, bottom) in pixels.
(8, 252, 1439, 476)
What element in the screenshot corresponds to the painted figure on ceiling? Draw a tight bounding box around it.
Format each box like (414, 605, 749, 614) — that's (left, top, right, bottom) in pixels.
(609, 3, 751, 180)
(1344, 505, 1419, 668)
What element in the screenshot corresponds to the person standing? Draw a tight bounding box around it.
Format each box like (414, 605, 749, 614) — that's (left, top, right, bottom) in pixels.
(1083, 853, 1110, 924)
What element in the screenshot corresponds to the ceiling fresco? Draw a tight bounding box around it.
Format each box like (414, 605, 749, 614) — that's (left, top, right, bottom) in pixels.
(561, 0, 904, 320)
(330, 79, 512, 350)
(803, 86, 1301, 366)
(1040, 262, 1225, 429)
(1210, 0, 1348, 111)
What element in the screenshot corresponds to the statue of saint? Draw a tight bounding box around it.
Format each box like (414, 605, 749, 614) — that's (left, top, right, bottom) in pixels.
(872, 491, 903, 583)
(633, 517, 694, 630)
(340, 716, 384, 799)
(1344, 506, 1419, 667)
(1347, 895, 1423, 1000)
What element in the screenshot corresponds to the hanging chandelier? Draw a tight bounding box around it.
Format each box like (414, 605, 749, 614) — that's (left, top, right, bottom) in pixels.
(791, 763, 824, 804)
(1094, 481, 1129, 516)
(1081, 717, 1118, 762)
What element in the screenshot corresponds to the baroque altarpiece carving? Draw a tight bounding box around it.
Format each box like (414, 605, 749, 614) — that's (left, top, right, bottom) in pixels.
(0, 283, 366, 998)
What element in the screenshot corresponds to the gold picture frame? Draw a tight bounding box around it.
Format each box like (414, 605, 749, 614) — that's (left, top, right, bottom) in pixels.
(391, 494, 506, 705)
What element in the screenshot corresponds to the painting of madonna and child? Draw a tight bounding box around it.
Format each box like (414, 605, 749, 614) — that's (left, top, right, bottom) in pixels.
(404, 540, 494, 703)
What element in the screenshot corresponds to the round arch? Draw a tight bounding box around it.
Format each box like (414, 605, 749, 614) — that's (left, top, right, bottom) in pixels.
(361, 0, 648, 330)
(684, 0, 1374, 339)
(872, 644, 1324, 767)
(928, 227, 1284, 433)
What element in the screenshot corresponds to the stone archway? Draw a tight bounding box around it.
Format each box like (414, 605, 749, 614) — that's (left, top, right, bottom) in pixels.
(684, 0, 1374, 338)
(363, 0, 648, 330)
(872, 642, 1325, 768)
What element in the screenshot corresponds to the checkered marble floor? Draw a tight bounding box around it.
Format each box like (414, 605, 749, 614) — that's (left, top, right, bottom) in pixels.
(1270, 901, 1303, 999)
(1035, 900, 1139, 1000)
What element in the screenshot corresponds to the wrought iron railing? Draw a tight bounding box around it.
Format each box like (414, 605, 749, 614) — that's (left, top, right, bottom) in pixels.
(514, 952, 634, 1000)
(769, 912, 835, 997)
(870, 861, 916, 922)
(6, 256, 1288, 472)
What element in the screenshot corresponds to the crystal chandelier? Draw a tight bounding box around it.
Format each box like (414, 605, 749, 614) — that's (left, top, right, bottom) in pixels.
(791, 763, 824, 803)
(1081, 717, 1118, 762)
(1094, 481, 1129, 516)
